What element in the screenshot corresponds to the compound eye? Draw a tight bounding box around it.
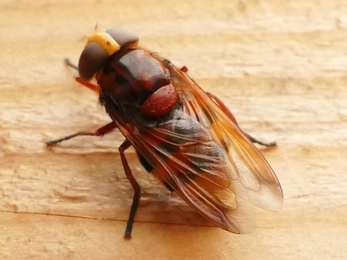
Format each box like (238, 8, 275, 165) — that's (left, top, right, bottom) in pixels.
(106, 28, 139, 46)
(78, 42, 108, 81)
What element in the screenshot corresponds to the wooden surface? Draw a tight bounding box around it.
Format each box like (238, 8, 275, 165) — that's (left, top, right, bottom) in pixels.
(1, 0, 347, 259)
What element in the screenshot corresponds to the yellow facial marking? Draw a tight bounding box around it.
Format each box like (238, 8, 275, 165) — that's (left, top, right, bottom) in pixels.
(86, 31, 120, 56)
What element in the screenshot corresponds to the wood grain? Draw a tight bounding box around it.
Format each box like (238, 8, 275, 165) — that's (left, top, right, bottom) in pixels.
(1, 0, 347, 259)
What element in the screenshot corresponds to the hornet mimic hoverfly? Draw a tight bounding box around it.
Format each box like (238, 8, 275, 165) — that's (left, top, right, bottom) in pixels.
(47, 28, 283, 239)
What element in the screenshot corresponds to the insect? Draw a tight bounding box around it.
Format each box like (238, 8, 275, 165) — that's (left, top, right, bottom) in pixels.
(47, 28, 283, 239)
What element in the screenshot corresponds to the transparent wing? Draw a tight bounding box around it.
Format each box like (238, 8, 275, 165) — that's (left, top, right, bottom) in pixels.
(117, 65, 283, 234)
(170, 66, 283, 211)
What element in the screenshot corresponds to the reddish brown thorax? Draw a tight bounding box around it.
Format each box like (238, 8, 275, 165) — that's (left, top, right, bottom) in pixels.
(96, 49, 178, 117)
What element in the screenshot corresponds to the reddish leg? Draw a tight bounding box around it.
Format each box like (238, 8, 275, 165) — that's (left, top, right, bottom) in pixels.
(119, 140, 141, 239)
(46, 122, 117, 146)
(207, 92, 276, 147)
(180, 66, 188, 72)
(56, 60, 141, 238)
(75, 77, 100, 93)
(65, 58, 100, 93)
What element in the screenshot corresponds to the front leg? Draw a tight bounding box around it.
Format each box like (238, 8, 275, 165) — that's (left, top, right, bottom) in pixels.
(65, 58, 101, 93)
(46, 122, 117, 146)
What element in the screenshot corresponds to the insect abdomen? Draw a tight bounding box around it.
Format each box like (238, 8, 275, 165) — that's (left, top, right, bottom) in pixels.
(151, 110, 229, 186)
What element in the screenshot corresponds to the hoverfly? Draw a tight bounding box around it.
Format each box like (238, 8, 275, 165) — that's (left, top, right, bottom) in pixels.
(47, 28, 283, 239)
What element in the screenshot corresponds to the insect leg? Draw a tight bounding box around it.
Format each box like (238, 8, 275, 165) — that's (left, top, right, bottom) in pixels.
(180, 66, 188, 72)
(65, 58, 78, 70)
(75, 77, 100, 93)
(119, 140, 141, 239)
(46, 122, 117, 146)
(207, 92, 276, 147)
(65, 58, 100, 93)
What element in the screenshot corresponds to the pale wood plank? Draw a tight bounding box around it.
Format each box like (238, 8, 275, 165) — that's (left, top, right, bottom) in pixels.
(1, 0, 346, 259)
